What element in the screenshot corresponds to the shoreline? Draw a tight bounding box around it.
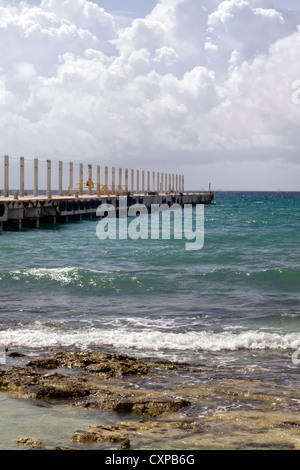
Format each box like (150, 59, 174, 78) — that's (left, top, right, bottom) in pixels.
(1, 348, 300, 450)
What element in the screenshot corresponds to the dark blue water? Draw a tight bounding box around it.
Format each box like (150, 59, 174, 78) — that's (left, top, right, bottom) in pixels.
(0, 191, 299, 372)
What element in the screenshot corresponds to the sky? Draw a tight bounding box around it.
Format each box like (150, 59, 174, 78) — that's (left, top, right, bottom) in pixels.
(0, 0, 300, 191)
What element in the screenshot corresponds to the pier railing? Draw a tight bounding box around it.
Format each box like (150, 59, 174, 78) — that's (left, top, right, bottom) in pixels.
(0, 155, 185, 198)
(67, 183, 128, 196)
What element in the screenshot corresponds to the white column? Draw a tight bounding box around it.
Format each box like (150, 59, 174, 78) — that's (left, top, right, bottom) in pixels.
(119, 168, 122, 190)
(79, 163, 83, 192)
(4, 155, 9, 197)
(131, 169, 134, 193)
(160, 173, 164, 193)
(105, 166, 108, 186)
(147, 171, 150, 194)
(172, 174, 174, 193)
(142, 170, 145, 194)
(179, 175, 182, 193)
(20, 157, 25, 197)
(69, 162, 73, 192)
(34, 158, 38, 197)
(169, 173, 171, 193)
(87, 164, 92, 194)
(136, 170, 139, 193)
(176, 174, 178, 193)
(157, 172, 159, 193)
(47, 160, 51, 198)
(182, 175, 184, 193)
(125, 168, 128, 191)
(152, 171, 155, 192)
(112, 167, 115, 192)
(165, 173, 167, 193)
(58, 161, 63, 196)
(97, 165, 100, 195)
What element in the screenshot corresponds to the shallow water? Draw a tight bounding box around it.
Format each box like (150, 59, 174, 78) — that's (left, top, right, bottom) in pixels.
(0, 392, 115, 450)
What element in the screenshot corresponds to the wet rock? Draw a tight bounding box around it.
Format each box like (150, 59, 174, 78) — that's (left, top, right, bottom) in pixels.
(121, 438, 131, 450)
(279, 421, 300, 428)
(72, 425, 129, 444)
(0, 351, 192, 421)
(54, 351, 150, 377)
(0, 366, 90, 400)
(132, 398, 191, 417)
(76, 394, 191, 417)
(7, 352, 26, 358)
(86, 363, 113, 374)
(26, 357, 58, 369)
(239, 442, 295, 450)
(72, 430, 100, 443)
(99, 397, 190, 417)
(16, 436, 45, 449)
(72, 420, 197, 445)
(0, 362, 189, 416)
(55, 447, 79, 451)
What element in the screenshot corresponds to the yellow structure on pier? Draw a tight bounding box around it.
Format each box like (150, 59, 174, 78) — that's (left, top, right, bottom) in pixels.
(67, 182, 128, 196)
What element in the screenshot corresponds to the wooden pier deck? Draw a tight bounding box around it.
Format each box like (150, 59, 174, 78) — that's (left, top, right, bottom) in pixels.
(0, 192, 214, 231)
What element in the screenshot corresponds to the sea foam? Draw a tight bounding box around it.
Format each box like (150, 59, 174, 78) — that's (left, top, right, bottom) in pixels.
(1, 325, 299, 354)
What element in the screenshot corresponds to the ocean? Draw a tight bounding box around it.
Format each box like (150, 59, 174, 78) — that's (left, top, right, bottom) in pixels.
(0, 191, 300, 449)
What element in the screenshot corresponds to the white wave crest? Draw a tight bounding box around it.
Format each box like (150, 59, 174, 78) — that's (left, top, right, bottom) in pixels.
(1, 326, 299, 353)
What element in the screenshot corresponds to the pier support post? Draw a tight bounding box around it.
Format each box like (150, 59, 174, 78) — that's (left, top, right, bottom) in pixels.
(131, 169, 134, 194)
(88, 164, 92, 183)
(136, 170, 139, 194)
(147, 171, 150, 194)
(28, 217, 40, 229)
(34, 158, 38, 197)
(58, 161, 63, 196)
(47, 160, 51, 198)
(88, 164, 92, 194)
(119, 168, 122, 192)
(7, 219, 22, 231)
(69, 162, 73, 193)
(97, 165, 100, 196)
(79, 164, 83, 193)
(125, 168, 128, 192)
(4, 155, 9, 197)
(20, 157, 25, 197)
(112, 167, 115, 193)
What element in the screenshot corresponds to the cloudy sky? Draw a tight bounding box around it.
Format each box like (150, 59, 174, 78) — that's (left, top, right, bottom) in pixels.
(0, 0, 300, 191)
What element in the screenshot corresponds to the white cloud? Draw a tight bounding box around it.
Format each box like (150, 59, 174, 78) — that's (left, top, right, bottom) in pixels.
(0, 0, 300, 190)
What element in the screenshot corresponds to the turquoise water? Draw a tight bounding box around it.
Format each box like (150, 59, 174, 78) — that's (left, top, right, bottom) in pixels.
(0, 191, 300, 369)
(0, 191, 300, 449)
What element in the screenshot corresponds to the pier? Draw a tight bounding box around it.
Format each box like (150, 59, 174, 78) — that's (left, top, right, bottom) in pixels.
(0, 155, 213, 231)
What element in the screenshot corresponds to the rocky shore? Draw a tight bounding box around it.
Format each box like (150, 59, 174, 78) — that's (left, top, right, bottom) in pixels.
(1, 349, 300, 450)
(0, 351, 190, 417)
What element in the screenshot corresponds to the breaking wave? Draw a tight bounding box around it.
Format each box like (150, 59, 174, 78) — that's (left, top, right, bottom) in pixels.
(1, 324, 299, 355)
